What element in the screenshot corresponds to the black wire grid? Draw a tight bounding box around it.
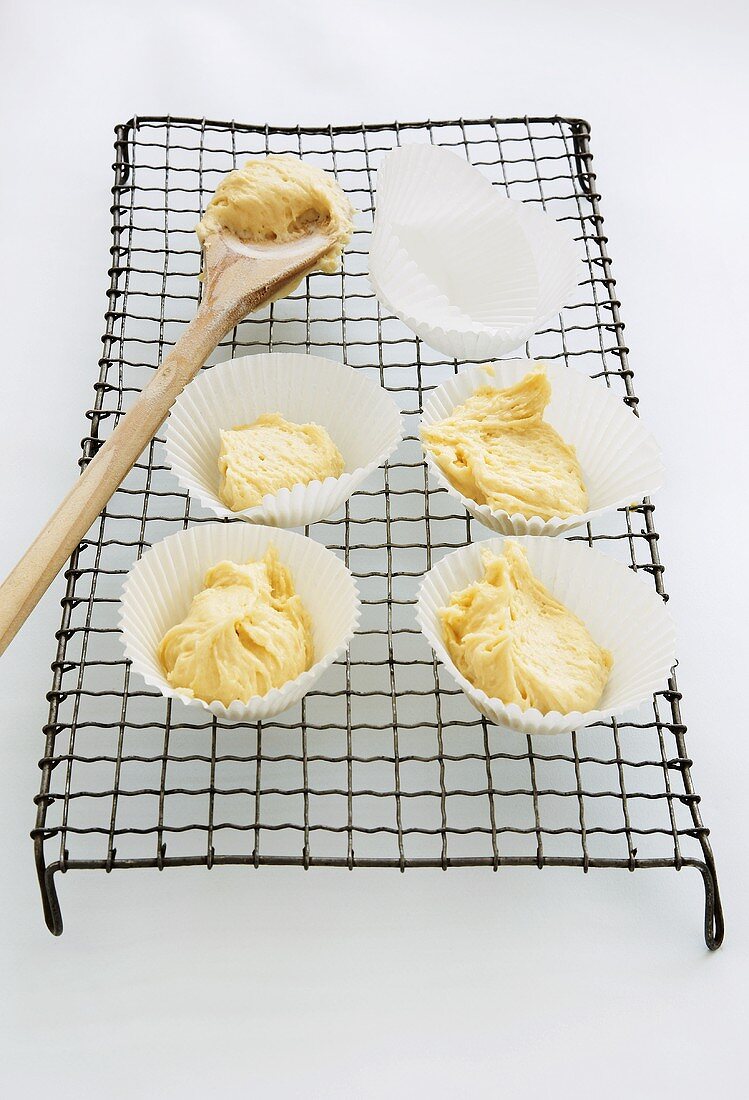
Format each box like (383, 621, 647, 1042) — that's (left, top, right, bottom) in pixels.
(32, 115, 723, 944)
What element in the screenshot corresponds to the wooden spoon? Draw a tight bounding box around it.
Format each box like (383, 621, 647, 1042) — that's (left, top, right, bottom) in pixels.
(0, 228, 332, 655)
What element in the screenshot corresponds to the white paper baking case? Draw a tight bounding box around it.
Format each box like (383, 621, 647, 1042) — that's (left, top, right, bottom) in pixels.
(416, 535, 676, 736)
(120, 523, 360, 721)
(163, 353, 403, 528)
(420, 359, 664, 536)
(368, 143, 580, 360)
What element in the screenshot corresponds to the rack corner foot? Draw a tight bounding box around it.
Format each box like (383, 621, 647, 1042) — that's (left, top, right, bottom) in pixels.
(698, 858, 724, 951)
(35, 848, 64, 936)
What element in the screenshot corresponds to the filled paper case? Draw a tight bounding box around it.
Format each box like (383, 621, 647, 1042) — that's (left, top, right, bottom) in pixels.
(420, 359, 664, 536)
(120, 523, 360, 721)
(164, 353, 403, 528)
(416, 535, 676, 736)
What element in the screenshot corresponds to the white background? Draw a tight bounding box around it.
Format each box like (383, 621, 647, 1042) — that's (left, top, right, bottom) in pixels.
(1, 1, 747, 1095)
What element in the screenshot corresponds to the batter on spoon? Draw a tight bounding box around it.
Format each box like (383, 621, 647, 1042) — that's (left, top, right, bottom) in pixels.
(197, 154, 355, 297)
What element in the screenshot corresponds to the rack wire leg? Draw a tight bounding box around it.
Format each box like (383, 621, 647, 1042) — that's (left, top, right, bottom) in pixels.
(697, 854, 724, 951)
(34, 841, 63, 936)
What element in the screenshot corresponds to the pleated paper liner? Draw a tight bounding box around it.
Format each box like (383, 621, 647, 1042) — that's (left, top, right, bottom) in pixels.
(416, 535, 676, 736)
(164, 353, 403, 528)
(368, 144, 579, 359)
(120, 523, 360, 721)
(421, 359, 664, 536)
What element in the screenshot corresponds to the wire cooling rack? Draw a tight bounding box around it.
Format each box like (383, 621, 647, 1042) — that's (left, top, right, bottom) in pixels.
(32, 115, 723, 945)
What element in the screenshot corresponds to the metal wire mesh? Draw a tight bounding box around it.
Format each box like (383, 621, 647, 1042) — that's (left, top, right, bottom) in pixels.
(32, 115, 722, 945)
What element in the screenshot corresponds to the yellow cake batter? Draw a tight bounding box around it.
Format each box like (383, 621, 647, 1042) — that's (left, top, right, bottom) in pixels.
(158, 548, 313, 706)
(218, 412, 345, 511)
(440, 542, 612, 714)
(196, 154, 355, 288)
(421, 368, 588, 520)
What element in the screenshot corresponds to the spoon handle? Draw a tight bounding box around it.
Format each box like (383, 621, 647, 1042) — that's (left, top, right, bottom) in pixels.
(0, 305, 230, 656)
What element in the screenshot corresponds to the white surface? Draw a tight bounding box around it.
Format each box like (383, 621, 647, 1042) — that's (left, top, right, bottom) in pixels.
(0, 1, 747, 1096)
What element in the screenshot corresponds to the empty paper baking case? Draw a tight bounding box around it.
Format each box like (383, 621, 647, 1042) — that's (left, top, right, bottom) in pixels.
(420, 359, 664, 536)
(164, 353, 403, 528)
(120, 523, 360, 721)
(416, 535, 676, 736)
(368, 144, 579, 359)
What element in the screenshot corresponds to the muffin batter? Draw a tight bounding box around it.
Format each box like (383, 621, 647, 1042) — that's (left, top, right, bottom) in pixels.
(197, 154, 355, 281)
(422, 368, 587, 520)
(218, 412, 345, 511)
(158, 548, 313, 706)
(440, 542, 612, 714)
